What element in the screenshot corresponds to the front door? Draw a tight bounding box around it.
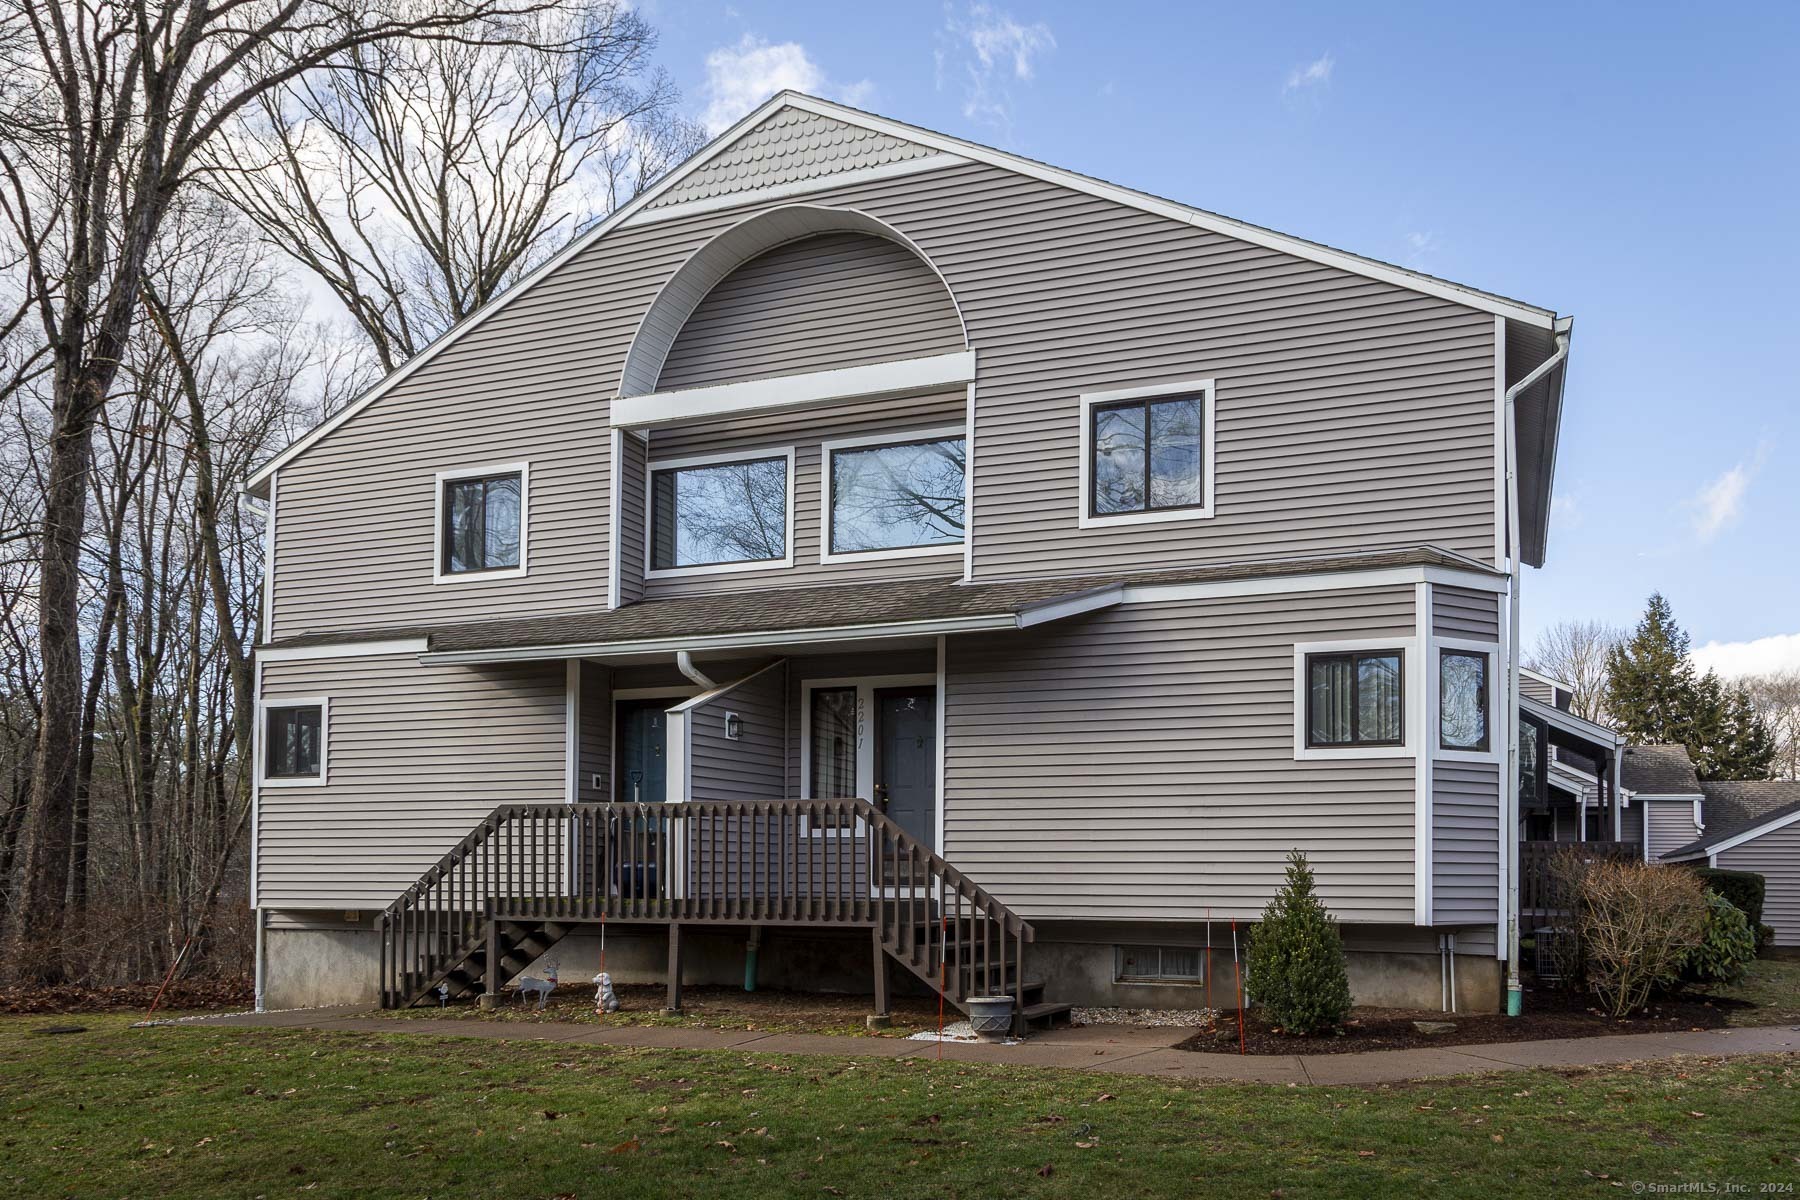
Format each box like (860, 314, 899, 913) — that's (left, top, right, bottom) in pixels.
(615, 699, 668, 805)
(874, 686, 936, 849)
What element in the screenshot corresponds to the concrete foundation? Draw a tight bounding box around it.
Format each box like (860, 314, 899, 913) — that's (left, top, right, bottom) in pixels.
(262, 911, 1506, 1014)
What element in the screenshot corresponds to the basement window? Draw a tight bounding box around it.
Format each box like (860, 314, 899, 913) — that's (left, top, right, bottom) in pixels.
(1115, 945, 1204, 984)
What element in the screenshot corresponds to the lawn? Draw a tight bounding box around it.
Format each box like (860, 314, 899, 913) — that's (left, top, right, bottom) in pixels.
(1, 1014, 1795, 1198)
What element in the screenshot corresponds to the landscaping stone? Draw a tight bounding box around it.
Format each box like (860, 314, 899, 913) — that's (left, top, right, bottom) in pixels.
(1413, 1020, 1458, 1035)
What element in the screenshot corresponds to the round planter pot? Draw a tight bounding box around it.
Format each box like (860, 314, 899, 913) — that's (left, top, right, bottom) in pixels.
(966, 995, 1015, 1042)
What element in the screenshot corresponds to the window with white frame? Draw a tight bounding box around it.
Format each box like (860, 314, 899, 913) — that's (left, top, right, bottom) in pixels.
(263, 699, 326, 785)
(1438, 649, 1491, 752)
(649, 452, 790, 571)
(1078, 380, 1215, 526)
(824, 431, 965, 557)
(1306, 649, 1404, 748)
(1115, 945, 1204, 983)
(438, 465, 526, 579)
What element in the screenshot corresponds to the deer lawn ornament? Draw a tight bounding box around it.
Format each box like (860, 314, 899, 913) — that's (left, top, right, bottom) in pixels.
(514, 962, 559, 1009)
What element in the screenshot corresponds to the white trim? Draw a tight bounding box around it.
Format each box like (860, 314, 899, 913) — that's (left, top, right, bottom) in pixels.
(643, 445, 797, 579)
(255, 695, 330, 789)
(799, 671, 937, 839)
(249, 656, 263, 908)
(1415, 582, 1433, 925)
(935, 635, 948, 855)
(607, 428, 625, 610)
(244, 92, 1556, 495)
(614, 352, 975, 431)
(1494, 577, 1511, 958)
(256, 638, 430, 663)
(818, 423, 968, 564)
(1492, 316, 1507, 566)
(1433, 635, 1504, 765)
(431, 460, 530, 585)
(260, 475, 277, 640)
(564, 660, 580, 804)
(1519, 693, 1621, 748)
(1120, 564, 1505, 606)
(625, 153, 970, 225)
(1017, 585, 1124, 627)
(1291, 636, 1419, 761)
(1076, 378, 1216, 529)
(961, 380, 976, 583)
(1675, 806, 1800, 859)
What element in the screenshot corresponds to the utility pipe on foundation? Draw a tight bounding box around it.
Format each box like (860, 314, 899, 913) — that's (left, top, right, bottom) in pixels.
(1504, 320, 1572, 1017)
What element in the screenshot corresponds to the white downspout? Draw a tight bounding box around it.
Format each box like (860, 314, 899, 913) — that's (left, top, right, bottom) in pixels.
(1504, 321, 1571, 1017)
(675, 651, 716, 691)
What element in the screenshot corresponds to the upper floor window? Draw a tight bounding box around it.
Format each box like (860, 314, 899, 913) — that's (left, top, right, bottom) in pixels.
(823, 428, 965, 560)
(263, 699, 326, 787)
(437, 464, 527, 582)
(1439, 649, 1491, 752)
(1077, 379, 1215, 528)
(1307, 649, 1404, 748)
(649, 449, 792, 574)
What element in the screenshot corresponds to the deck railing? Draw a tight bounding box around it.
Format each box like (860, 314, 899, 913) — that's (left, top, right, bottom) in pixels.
(379, 798, 1033, 1009)
(1518, 839, 1641, 917)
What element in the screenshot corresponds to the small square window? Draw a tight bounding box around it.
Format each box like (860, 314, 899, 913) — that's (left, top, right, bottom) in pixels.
(440, 469, 524, 576)
(1307, 650, 1404, 748)
(265, 704, 324, 781)
(1439, 649, 1490, 752)
(1090, 394, 1206, 517)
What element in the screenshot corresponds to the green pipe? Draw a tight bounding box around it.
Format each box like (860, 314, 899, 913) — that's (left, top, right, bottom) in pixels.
(1506, 986, 1523, 1017)
(744, 929, 760, 992)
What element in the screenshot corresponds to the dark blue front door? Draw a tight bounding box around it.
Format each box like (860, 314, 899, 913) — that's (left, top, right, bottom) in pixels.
(616, 699, 668, 805)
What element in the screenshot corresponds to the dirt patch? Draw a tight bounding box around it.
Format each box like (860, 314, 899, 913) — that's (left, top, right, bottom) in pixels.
(0, 978, 254, 1015)
(388, 984, 950, 1036)
(1176, 989, 1755, 1056)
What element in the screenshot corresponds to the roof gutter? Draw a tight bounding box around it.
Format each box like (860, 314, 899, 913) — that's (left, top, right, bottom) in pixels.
(1504, 321, 1572, 1017)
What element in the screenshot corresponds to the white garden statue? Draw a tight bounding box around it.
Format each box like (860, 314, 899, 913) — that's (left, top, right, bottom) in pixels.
(593, 971, 619, 1013)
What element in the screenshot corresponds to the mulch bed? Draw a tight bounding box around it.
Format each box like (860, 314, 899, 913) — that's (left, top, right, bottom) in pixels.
(0, 978, 254, 1015)
(1176, 988, 1755, 1056)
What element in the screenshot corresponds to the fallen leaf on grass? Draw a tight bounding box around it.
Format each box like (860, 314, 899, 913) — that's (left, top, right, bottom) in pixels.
(1037, 1164, 1054, 1178)
(609, 1138, 640, 1154)
(1357, 1150, 1375, 1158)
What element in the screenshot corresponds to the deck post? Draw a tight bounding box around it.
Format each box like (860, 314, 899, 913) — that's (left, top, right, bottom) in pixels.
(665, 923, 684, 1013)
(867, 928, 891, 1028)
(479, 909, 500, 1009)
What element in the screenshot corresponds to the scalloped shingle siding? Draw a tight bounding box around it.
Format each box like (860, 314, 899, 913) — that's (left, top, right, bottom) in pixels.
(647, 109, 935, 209)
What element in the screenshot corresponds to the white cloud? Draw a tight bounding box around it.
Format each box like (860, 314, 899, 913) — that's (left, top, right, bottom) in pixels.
(1687, 445, 1768, 543)
(1692, 632, 1800, 679)
(699, 35, 873, 135)
(1284, 53, 1334, 94)
(936, 4, 1055, 136)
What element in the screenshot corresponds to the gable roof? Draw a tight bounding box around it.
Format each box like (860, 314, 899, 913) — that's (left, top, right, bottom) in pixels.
(244, 91, 1566, 501)
(1620, 743, 1703, 797)
(1663, 779, 1800, 859)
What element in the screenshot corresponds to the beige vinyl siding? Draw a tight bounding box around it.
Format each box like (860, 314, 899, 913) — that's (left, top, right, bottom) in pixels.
(656, 232, 963, 390)
(1644, 799, 1703, 859)
(1519, 675, 1555, 704)
(577, 662, 610, 801)
(1431, 760, 1499, 923)
(1618, 803, 1644, 846)
(686, 662, 787, 803)
(943, 586, 1418, 922)
(257, 654, 565, 909)
(645, 108, 935, 210)
(643, 389, 967, 596)
(271, 150, 1502, 638)
(617, 434, 648, 606)
(1715, 822, 1800, 946)
(1432, 586, 1500, 640)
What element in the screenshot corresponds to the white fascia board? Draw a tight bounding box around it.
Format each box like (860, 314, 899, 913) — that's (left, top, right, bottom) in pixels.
(779, 94, 1559, 330)
(1015, 584, 1123, 627)
(1694, 807, 1800, 858)
(613, 351, 976, 430)
(623, 153, 969, 226)
(420, 612, 1026, 665)
(1119, 564, 1504, 606)
(1519, 693, 1621, 748)
(257, 638, 430, 663)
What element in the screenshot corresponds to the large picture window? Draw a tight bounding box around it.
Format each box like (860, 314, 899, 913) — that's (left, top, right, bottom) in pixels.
(440, 468, 524, 577)
(264, 701, 325, 784)
(826, 432, 965, 557)
(649, 453, 790, 571)
(1439, 649, 1491, 752)
(1090, 393, 1206, 516)
(1307, 650, 1404, 748)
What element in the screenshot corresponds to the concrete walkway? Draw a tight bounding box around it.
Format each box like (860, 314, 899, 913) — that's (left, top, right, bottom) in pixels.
(154, 1007, 1800, 1086)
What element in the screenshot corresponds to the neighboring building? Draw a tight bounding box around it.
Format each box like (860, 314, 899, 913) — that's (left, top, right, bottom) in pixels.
(1662, 780, 1800, 947)
(244, 92, 1578, 1019)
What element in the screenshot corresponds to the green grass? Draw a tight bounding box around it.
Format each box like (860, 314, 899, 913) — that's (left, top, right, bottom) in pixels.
(2, 1014, 1795, 1198)
(1722, 957, 1800, 1026)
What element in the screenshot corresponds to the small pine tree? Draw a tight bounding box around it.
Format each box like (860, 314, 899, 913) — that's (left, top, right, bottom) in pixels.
(1604, 593, 1698, 745)
(1245, 851, 1352, 1035)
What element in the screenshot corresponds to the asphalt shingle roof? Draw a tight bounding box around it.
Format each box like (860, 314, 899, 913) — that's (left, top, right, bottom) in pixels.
(1663, 780, 1800, 858)
(1620, 743, 1702, 796)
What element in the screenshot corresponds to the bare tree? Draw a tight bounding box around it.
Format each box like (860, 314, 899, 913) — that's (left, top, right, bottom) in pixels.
(1527, 619, 1623, 722)
(208, 0, 702, 371)
(0, 0, 567, 985)
(1740, 669, 1800, 781)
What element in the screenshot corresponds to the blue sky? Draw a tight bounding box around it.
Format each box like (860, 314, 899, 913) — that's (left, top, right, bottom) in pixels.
(640, 1, 1800, 674)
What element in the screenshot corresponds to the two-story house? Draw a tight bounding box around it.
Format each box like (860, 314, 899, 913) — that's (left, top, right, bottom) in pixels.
(244, 92, 1574, 1023)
